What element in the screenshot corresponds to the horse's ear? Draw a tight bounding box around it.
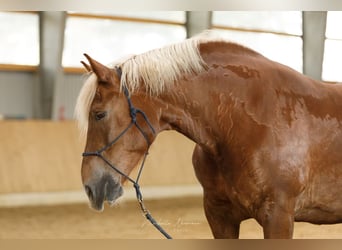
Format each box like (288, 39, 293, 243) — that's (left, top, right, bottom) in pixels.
(83, 54, 113, 83)
(80, 61, 92, 73)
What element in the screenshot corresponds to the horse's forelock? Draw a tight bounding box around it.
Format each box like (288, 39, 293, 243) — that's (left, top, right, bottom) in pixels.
(74, 73, 97, 136)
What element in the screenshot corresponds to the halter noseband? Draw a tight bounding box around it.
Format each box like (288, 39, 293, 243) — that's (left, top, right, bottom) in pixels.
(81, 67, 172, 239)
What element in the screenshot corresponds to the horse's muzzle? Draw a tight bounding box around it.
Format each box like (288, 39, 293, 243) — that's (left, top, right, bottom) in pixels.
(84, 174, 123, 211)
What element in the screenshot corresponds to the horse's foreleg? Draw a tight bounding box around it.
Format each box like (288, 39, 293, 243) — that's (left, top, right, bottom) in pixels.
(261, 207, 295, 239)
(257, 194, 296, 239)
(192, 145, 243, 238)
(203, 193, 242, 239)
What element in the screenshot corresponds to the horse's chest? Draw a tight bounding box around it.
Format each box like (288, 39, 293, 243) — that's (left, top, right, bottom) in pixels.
(194, 144, 307, 213)
(193, 151, 263, 210)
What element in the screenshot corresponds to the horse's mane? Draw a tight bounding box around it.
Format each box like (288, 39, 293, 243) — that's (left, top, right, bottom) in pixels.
(119, 37, 207, 95)
(75, 31, 225, 134)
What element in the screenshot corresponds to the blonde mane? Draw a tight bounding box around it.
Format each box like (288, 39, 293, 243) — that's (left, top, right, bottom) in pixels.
(119, 36, 207, 95)
(75, 31, 221, 134)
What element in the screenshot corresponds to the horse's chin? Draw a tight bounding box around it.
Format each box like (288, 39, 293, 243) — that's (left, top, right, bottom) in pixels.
(107, 198, 121, 208)
(107, 185, 124, 205)
(89, 196, 122, 211)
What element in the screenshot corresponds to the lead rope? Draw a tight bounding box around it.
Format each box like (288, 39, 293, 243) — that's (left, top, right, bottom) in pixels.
(135, 184, 173, 239)
(132, 153, 172, 239)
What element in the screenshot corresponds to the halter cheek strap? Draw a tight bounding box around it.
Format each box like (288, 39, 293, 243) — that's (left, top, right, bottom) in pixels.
(82, 67, 172, 239)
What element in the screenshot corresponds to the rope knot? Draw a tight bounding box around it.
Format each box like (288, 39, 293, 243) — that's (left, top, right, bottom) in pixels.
(130, 107, 137, 123)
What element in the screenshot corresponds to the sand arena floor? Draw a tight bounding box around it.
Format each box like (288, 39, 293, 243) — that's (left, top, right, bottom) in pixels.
(0, 197, 341, 239)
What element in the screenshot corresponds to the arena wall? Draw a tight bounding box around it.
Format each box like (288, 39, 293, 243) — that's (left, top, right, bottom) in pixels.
(0, 120, 200, 205)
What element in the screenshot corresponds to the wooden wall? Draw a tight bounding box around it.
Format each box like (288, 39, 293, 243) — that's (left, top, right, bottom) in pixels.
(0, 120, 198, 194)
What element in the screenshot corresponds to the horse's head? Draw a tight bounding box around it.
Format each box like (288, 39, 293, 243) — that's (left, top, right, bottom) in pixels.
(77, 54, 157, 211)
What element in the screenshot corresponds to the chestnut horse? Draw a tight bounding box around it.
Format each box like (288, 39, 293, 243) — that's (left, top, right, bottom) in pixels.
(75, 31, 342, 238)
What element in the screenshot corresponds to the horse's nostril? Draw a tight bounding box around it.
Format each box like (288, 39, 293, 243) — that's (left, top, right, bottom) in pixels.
(84, 185, 93, 201)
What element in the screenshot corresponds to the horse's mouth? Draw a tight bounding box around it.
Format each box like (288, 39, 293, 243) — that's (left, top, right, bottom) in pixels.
(85, 177, 124, 211)
(105, 185, 124, 207)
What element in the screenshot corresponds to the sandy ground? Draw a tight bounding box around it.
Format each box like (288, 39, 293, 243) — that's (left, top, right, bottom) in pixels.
(0, 196, 341, 239)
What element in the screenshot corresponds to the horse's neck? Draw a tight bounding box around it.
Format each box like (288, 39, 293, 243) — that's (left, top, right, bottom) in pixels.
(155, 81, 221, 154)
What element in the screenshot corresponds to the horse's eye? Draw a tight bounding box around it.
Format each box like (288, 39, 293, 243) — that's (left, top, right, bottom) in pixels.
(95, 111, 107, 121)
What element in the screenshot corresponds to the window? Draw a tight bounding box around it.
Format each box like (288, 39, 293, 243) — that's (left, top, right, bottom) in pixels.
(322, 11, 342, 82)
(62, 12, 186, 67)
(211, 11, 303, 73)
(0, 12, 39, 66)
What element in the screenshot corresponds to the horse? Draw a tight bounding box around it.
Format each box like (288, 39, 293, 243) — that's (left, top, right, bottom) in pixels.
(75, 31, 342, 238)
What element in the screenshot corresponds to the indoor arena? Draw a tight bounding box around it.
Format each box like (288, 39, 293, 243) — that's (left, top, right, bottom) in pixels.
(1, 11, 342, 239)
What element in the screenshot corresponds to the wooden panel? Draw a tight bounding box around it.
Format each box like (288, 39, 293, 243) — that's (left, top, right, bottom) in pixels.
(0, 121, 198, 194)
(0, 120, 84, 193)
(0, 64, 38, 72)
(68, 12, 185, 26)
(136, 130, 197, 186)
